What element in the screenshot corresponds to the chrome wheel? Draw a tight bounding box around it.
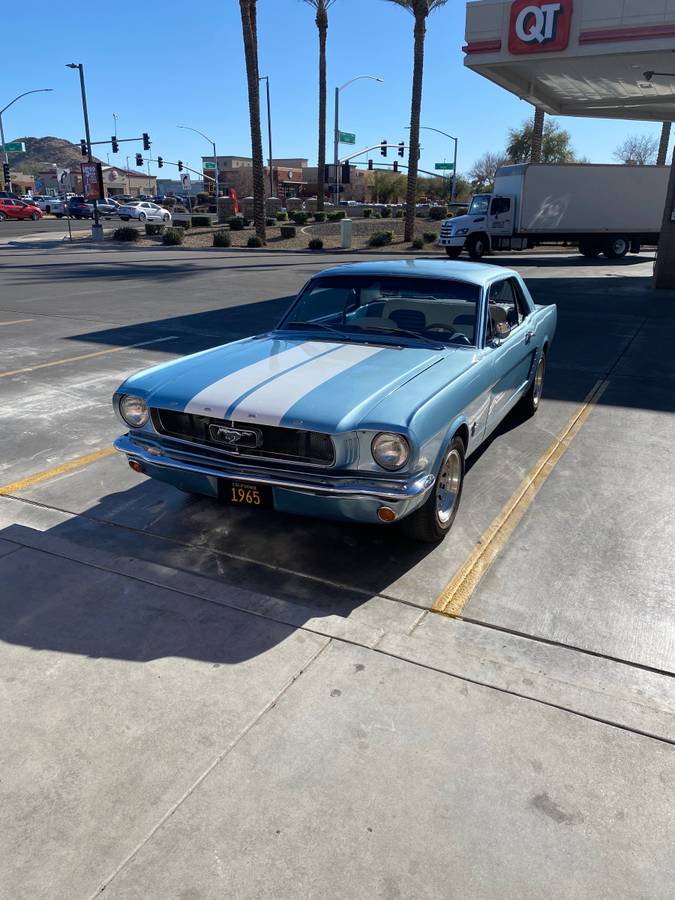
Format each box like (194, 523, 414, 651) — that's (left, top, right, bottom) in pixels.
(533, 357, 545, 409)
(436, 448, 462, 525)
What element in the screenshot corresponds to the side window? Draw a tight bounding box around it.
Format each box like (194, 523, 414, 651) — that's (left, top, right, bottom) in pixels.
(490, 197, 510, 215)
(488, 279, 519, 339)
(509, 278, 530, 322)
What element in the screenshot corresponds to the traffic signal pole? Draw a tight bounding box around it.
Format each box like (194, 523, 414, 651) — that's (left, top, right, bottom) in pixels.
(66, 63, 102, 239)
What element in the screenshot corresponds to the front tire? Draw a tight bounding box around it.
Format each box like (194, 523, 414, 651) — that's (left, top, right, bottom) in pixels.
(30, 212, 39, 220)
(403, 436, 465, 543)
(445, 246, 462, 259)
(163, 213, 170, 222)
(0, 212, 6, 221)
(467, 233, 488, 260)
(517, 352, 546, 418)
(139, 212, 147, 222)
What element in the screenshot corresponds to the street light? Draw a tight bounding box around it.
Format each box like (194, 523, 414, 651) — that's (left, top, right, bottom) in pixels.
(177, 124, 219, 198)
(406, 125, 459, 202)
(333, 75, 383, 201)
(0, 88, 53, 191)
(66, 63, 102, 239)
(259, 76, 274, 198)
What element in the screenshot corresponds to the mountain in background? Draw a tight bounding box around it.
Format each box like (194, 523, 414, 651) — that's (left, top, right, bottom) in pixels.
(8, 136, 104, 174)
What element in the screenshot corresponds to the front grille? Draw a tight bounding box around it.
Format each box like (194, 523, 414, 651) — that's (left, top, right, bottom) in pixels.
(151, 408, 335, 467)
(440, 222, 454, 239)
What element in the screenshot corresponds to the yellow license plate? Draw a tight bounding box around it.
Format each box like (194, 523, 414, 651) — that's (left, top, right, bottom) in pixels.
(219, 480, 272, 509)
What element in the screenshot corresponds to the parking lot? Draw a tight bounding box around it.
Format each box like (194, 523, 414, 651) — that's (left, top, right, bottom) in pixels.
(1, 241, 674, 898)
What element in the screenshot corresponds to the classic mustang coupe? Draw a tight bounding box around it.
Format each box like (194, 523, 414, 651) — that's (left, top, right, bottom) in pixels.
(113, 260, 556, 542)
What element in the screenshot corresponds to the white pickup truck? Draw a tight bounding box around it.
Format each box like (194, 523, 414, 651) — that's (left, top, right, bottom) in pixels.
(439, 163, 668, 261)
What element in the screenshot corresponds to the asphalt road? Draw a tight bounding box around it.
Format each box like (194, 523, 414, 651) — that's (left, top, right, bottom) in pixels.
(1, 243, 673, 898)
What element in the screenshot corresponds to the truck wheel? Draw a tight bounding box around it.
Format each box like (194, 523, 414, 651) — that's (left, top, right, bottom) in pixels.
(467, 234, 488, 260)
(403, 436, 465, 543)
(445, 247, 462, 259)
(603, 236, 629, 259)
(578, 239, 601, 258)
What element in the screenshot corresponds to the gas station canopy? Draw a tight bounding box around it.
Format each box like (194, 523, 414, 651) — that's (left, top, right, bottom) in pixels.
(464, 0, 675, 122)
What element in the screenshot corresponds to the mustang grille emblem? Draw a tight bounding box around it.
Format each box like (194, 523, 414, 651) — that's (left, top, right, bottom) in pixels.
(209, 424, 262, 449)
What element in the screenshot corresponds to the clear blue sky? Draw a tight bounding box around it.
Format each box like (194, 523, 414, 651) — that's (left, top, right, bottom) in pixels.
(4, 0, 664, 180)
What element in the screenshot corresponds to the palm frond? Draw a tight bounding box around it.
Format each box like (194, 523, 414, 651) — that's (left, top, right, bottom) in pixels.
(383, 0, 448, 11)
(301, 0, 337, 8)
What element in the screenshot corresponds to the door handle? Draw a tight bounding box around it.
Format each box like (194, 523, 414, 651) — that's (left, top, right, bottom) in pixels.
(525, 330, 535, 343)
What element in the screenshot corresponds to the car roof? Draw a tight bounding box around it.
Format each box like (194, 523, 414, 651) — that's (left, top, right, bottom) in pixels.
(312, 259, 518, 288)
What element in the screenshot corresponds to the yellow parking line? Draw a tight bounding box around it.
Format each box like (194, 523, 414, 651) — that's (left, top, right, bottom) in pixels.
(0, 447, 116, 496)
(0, 336, 178, 378)
(0, 319, 33, 326)
(432, 379, 610, 618)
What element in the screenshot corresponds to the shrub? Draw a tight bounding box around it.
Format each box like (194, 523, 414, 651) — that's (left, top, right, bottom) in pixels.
(394, 209, 404, 218)
(373, 212, 381, 219)
(191, 215, 212, 227)
(174, 204, 189, 214)
(145, 223, 165, 236)
(247, 235, 264, 248)
(368, 230, 394, 248)
(308, 238, 324, 251)
(313, 211, 326, 222)
(162, 227, 184, 245)
(228, 216, 245, 231)
(213, 231, 231, 248)
(266, 217, 276, 226)
(380, 207, 392, 218)
(172, 219, 191, 229)
(411, 237, 424, 250)
(280, 225, 297, 239)
(423, 231, 438, 244)
(113, 226, 138, 242)
(241, 217, 251, 227)
(328, 210, 345, 221)
(276, 211, 288, 221)
(161, 197, 177, 210)
(197, 192, 210, 205)
(363, 208, 372, 218)
(429, 206, 448, 221)
(291, 211, 309, 225)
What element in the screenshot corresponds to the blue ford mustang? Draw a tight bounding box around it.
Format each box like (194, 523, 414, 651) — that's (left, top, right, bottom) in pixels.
(113, 260, 556, 542)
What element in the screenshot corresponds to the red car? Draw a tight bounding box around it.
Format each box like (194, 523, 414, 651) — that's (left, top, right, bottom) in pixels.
(0, 199, 43, 221)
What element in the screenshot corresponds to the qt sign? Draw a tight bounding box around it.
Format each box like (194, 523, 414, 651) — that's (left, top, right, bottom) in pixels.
(508, 0, 573, 54)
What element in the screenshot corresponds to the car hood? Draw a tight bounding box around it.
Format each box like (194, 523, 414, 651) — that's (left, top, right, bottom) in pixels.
(120, 335, 469, 432)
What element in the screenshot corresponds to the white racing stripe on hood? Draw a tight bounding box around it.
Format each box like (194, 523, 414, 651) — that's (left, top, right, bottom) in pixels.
(184, 341, 341, 417)
(228, 343, 383, 426)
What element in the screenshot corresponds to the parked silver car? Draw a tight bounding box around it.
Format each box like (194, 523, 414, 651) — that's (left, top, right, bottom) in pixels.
(118, 201, 172, 223)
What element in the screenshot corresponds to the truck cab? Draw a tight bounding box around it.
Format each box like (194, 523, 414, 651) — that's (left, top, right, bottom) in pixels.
(439, 193, 519, 260)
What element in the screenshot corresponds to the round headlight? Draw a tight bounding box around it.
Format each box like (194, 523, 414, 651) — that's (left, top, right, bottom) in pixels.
(119, 395, 149, 428)
(371, 432, 410, 471)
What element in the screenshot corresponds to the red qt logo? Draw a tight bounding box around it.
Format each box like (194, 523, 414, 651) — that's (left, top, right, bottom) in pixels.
(509, 0, 573, 54)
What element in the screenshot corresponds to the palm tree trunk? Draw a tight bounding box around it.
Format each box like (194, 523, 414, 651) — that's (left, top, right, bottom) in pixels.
(531, 107, 545, 163)
(316, 9, 328, 211)
(404, 10, 427, 243)
(657, 122, 672, 166)
(239, 0, 266, 241)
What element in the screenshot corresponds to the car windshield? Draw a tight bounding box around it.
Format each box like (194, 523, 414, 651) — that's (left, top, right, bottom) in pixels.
(469, 195, 490, 215)
(280, 274, 480, 347)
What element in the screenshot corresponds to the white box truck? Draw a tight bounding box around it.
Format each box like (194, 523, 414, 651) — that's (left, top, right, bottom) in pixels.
(439, 163, 669, 261)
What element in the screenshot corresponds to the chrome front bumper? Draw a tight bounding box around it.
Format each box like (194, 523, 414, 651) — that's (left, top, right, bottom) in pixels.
(114, 434, 435, 502)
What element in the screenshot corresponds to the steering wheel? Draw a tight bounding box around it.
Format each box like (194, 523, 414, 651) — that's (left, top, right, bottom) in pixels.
(426, 324, 472, 346)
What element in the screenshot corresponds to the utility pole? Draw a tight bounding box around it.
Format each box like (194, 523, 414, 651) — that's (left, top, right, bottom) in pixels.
(66, 64, 102, 240)
(259, 76, 274, 197)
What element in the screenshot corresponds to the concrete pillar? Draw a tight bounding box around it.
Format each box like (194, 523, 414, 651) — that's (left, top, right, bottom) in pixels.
(653, 146, 675, 290)
(531, 107, 545, 164)
(657, 122, 671, 167)
(340, 218, 352, 249)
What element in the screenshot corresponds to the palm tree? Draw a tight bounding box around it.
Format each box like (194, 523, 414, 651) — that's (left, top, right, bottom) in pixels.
(386, 0, 448, 242)
(304, 1, 336, 212)
(239, 0, 266, 241)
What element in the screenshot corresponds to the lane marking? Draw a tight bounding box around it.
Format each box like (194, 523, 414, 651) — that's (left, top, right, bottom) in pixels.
(0, 447, 116, 497)
(432, 379, 610, 618)
(0, 336, 178, 378)
(0, 318, 33, 326)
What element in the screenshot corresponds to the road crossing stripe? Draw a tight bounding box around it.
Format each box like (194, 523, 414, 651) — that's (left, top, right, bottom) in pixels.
(0, 319, 33, 326)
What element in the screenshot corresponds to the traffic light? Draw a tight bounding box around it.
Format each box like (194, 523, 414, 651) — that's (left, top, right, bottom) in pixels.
(367, 159, 373, 171)
(398, 142, 405, 158)
(80, 140, 88, 157)
(177, 160, 183, 172)
(111, 136, 119, 154)
(393, 161, 399, 173)
(2, 163, 9, 188)
(380, 139, 387, 157)
(142, 133, 150, 151)
(157, 156, 163, 168)
(135, 153, 143, 166)
(341, 163, 351, 184)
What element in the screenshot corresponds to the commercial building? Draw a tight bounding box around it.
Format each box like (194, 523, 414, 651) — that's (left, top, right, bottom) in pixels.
(34, 165, 156, 197)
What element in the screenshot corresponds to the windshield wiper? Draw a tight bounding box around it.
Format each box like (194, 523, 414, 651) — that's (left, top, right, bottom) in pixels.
(282, 321, 347, 337)
(350, 324, 443, 349)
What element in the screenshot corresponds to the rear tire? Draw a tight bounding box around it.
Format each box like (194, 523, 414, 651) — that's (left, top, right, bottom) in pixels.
(603, 236, 629, 259)
(403, 436, 465, 543)
(139, 213, 147, 222)
(517, 352, 546, 418)
(578, 239, 601, 258)
(467, 233, 488, 260)
(0, 212, 6, 221)
(445, 246, 462, 259)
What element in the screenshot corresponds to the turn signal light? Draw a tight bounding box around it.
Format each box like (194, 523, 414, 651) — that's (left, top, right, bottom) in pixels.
(377, 506, 397, 523)
(128, 459, 144, 473)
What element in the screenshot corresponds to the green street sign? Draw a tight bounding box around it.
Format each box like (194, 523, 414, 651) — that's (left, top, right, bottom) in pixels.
(435, 162, 454, 171)
(203, 161, 217, 170)
(338, 131, 356, 145)
(3, 142, 25, 153)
